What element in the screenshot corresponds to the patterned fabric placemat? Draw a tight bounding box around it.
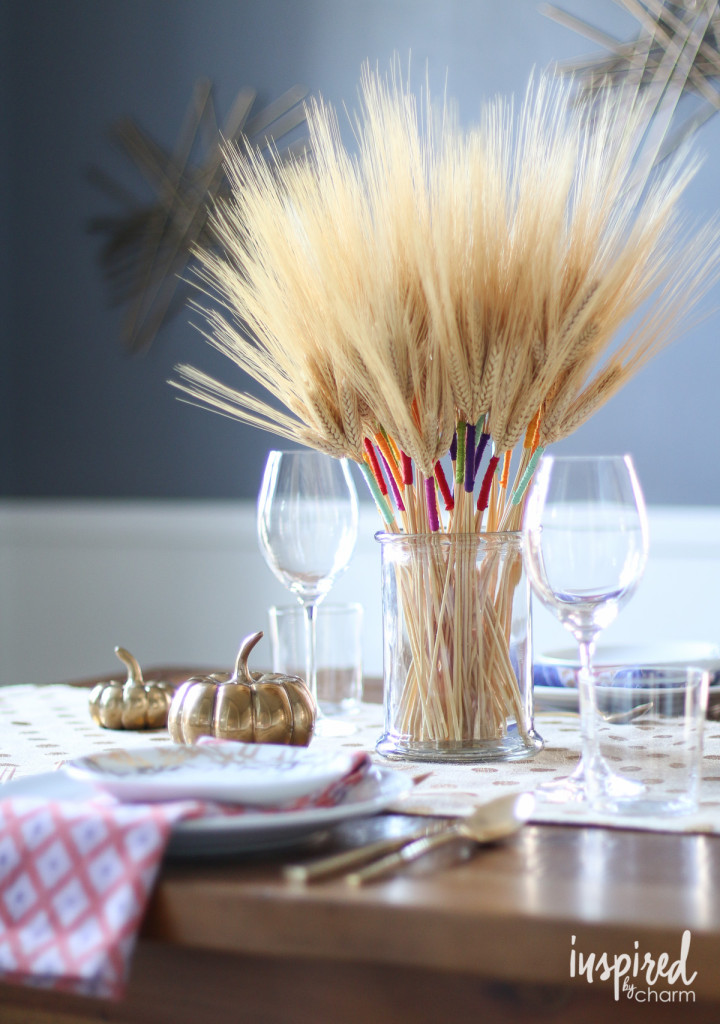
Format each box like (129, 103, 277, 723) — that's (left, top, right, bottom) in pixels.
(2, 684, 720, 834)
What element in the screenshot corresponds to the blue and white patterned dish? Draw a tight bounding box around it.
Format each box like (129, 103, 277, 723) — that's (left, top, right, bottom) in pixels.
(533, 643, 720, 711)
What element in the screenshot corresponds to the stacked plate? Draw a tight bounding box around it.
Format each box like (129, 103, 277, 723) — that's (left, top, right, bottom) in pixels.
(2, 743, 413, 858)
(533, 642, 720, 713)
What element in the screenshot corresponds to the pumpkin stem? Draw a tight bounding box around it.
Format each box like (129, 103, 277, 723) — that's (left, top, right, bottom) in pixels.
(234, 631, 264, 682)
(115, 646, 144, 684)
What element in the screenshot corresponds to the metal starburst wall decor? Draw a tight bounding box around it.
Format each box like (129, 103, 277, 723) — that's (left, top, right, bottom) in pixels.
(89, 80, 308, 353)
(543, 0, 720, 163)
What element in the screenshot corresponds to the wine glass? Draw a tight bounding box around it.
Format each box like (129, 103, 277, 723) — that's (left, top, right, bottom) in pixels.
(522, 454, 649, 802)
(257, 449, 359, 734)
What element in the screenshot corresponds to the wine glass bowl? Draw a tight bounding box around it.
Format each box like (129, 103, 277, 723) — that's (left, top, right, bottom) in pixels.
(522, 454, 650, 802)
(257, 449, 359, 730)
(524, 459, 648, 644)
(258, 455, 358, 604)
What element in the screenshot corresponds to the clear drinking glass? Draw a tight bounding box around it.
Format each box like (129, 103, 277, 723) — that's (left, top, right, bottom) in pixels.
(522, 454, 650, 802)
(582, 664, 709, 816)
(268, 602, 364, 716)
(257, 449, 358, 733)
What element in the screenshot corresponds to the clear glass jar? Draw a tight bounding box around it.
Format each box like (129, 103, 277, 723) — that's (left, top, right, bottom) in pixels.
(375, 531, 543, 762)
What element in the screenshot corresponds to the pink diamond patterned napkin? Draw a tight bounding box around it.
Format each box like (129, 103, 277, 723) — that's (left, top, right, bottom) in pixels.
(0, 752, 371, 1000)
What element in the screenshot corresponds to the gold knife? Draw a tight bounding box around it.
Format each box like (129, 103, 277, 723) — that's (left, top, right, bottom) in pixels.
(345, 792, 533, 885)
(283, 820, 447, 883)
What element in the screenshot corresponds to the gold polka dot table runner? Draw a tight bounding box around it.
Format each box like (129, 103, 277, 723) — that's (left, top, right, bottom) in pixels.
(2, 684, 720, 834)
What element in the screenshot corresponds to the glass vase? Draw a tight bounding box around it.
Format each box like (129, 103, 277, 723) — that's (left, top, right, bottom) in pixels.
(375, 531, 543, 763)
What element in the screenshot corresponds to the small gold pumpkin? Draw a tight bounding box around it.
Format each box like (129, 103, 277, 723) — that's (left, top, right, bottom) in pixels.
(89, 647, 174, 730)
(167, 631, 315, 746)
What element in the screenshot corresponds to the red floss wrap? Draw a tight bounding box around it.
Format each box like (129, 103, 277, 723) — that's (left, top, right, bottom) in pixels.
(434, 461, 454, 511)
(425, 476, 440, 531)
(476, 454, 500, 512)
(400, 451, 413, 486)
(363, 438, 388, 496)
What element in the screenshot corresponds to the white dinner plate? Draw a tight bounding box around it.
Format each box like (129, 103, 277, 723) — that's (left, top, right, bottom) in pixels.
(0, 764, 413, 858)
(64, 742, 361, 806)
(167, 766, 411, 856)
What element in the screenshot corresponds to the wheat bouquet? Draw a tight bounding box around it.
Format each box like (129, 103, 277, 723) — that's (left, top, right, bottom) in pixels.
(173, 64, 717, 758)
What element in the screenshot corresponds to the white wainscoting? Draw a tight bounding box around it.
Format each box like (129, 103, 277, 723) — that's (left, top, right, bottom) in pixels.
(1, 500, 719, 685)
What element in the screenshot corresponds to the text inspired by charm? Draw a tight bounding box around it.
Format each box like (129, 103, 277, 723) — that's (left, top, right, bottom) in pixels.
(570, 931, 697, 1002)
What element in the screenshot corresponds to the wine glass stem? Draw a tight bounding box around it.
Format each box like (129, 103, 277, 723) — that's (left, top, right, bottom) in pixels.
(578, 638, 595, 680)
(303, 601, 319, 708)
(578, 637, 597, 780)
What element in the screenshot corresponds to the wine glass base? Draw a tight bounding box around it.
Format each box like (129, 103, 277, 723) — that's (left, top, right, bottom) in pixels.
(594, 795, 696, 817)
(314, 716, 357, 738)
(533, 760, 587, 805)
(534, 764, 679, 814)
(588, 773, 692, 817)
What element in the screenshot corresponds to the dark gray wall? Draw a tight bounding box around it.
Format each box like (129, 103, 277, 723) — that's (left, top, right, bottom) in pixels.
(1, 2, 11, 491)
(2, 0, 719, 503)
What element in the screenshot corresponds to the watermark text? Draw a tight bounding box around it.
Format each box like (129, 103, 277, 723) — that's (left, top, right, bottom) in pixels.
(570, 931, 697, 1002)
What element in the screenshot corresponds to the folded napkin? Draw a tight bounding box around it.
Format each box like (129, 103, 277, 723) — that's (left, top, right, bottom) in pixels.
(0, 750, 371, 1000)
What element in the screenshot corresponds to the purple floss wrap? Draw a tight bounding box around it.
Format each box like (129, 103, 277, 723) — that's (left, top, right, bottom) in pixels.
(464, 421, 476, 492)
(380, 452, 405, 512)
(425, 475, 440, 531)
(474, 432, 491, 477)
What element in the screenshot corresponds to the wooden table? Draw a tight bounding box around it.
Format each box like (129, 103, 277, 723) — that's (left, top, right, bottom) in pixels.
(2, 675, 720, 1023)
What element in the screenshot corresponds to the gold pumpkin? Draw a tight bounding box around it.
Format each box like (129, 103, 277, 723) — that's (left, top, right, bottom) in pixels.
(89, 647, 174, 729)
(168, 631, 315, 746)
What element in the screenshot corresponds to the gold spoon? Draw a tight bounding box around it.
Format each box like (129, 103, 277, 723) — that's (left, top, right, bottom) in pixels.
(344, 791, 534, 886)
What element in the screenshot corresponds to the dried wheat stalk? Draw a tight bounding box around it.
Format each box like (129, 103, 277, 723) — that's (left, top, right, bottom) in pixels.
(171, 62, 719, 748)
